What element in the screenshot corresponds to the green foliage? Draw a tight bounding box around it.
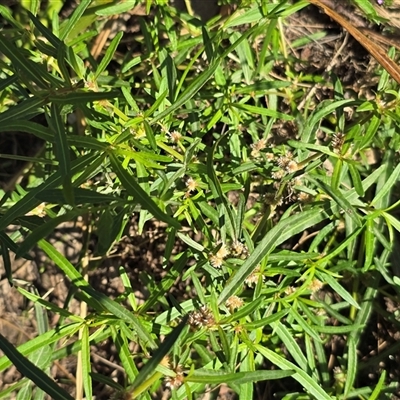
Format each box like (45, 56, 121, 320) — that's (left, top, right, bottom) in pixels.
(0, 0, 399, 399)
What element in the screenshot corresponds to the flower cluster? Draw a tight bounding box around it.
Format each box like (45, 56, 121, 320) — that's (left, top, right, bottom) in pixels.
(188, 305, 215, 329)
(209, 243, 229, 268)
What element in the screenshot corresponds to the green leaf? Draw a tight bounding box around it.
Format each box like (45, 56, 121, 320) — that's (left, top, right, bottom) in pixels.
(131, 315, 188, 390)
(39, 239, 157, 349)
(271, 321, 309, 371)
(0, 121, 53, 141)
(59, 0, 92, 41)
(150, 25, 256, 125)
(144, 90, 168, 118)
(95, 1, 136, 16)
(317, 272, 360, 309)
(94, 31, 123, 80)
(81, 325, 92, 400)
(108, 151, 180, 229)
(50, 103, 73, 204)
(231, 103, 293, 121)
(48, 89, 119, 103)
(220, 297, 263, 324)
(348, 163, 364, 197)
(369, 370, 387, 400)
(0, 152, 102, 232)
(112, 326, 138, 384)
(0, 97, 46, 124)
(0, 323, 81, 372)
(0, 333, 74, 400)
(17, 287, 82, 322)
(371, 162, 400, 207)
(310, 176, 362, 227)
(15, 210, 82, 259)
(344, 335, 357, 396)
(256, 345, 331, 400)
(218, 220, 286, 305)
(186, 369, 293, 384)
(242, 309, 289, 329)
(143, 120, 157, 151)
(0, 235, 12, 286)
(35, 187, 122, 204)
(300, 99, 354, 155)
(276, 207, 330, 247)
(0, 35, 53, 90)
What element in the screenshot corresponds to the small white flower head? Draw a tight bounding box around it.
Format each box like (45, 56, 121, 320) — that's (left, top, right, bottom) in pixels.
(285, 286, 296, 296)
(209, 254, 223, 268)
(251, 138, 267, 157)
(226, 295, 244, 309)
(266, 152, 275, 161)
(168, 130, 183, 143)
(308, 279, 323, 293)
(164, 363, 184, 390)
(216, 243, 229, 259)
(245, 266, 264, 287)
(209, 243, 229, 268)
(333, 366, 346, 386)
(277, 152, 298, 173)
(298, 191, 313, 203)
(286, 160, 298, 173)
(185, 177, 198, 192)
(271, 169, 285, 180)
(331, 132, 345, 152)
(188, 305, 215, 329)
(230, 241, 249, 259)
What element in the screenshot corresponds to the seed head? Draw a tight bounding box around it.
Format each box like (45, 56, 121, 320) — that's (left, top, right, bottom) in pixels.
(168, 130, 183, 143)
(188, 306, 215, 329)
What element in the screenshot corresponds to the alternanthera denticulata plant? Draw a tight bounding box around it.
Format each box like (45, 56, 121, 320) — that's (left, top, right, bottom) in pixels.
(0, 0, 399, 399)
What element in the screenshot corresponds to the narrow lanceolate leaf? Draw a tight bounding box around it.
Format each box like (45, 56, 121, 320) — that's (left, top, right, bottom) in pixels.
(363, 217, 375, 272)
(48, 89, 120, 103)
(0, 323, 81, 372)
(220, 297, 263, 324)
(0, 236, 12, 285)
(16, 210, 83, 258)
(150, 26, 255, 125)
(0, 120, 53, 141)
(186, 369, 294, 384)
(59, 0, 91, 41)
(275, 207, 330, 246)
(108, 151, 180, 229)
(371, 162, 400, 207)
(0, 152, 101, 232)
(310, 176, 362, 227)
(131, 315, 188, 390)
(0, 35, 52, 89)
(81, 325, 92, 400)
(50, 103, 73, 204)
(348, 163, 364, 197)
(317, 272, 360, 309)
(39, 239, 157, 349)
(149, 60, 220, 125)
(94, 31, 123, 80)
(344, 335, 357, 396)
(0, 333, 74, 400)
(35, 188, 122, 205)
(0, 97, 46, 124)
(256, 345, 332, 400)
(271, 322, 309, 371)
(218, 221, 286, 305)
